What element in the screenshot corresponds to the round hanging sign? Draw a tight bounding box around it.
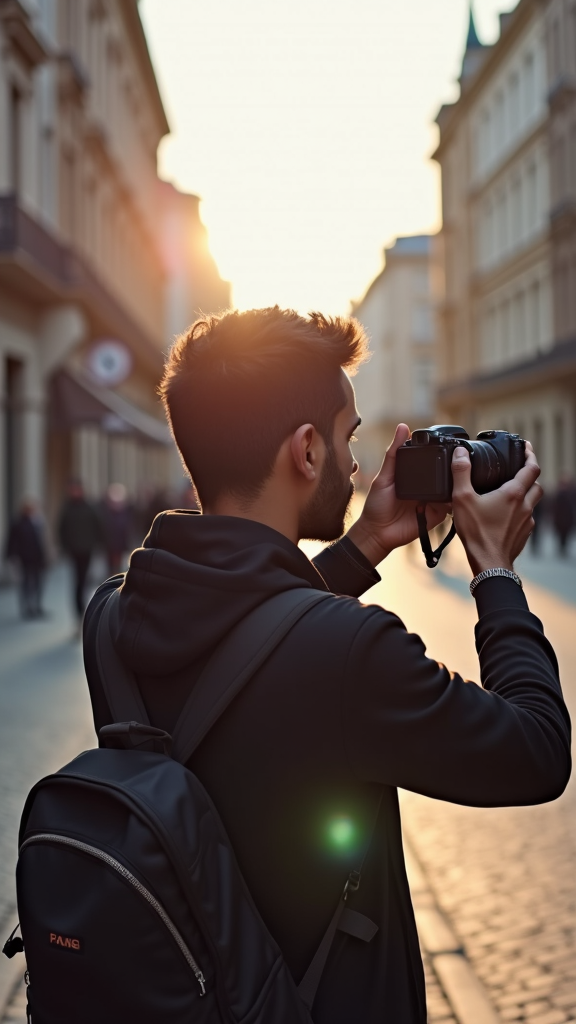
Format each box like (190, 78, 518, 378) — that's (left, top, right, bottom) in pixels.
(87, 340, 133, 387)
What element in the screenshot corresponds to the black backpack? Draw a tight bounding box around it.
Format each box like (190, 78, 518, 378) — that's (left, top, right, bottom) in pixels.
(4, 586, 380, 1023)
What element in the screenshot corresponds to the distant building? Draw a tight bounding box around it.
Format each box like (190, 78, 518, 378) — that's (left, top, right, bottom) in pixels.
(434, 0, 576, 488)
(0, 0, 229, 548)
(543, 0, 576, 366)
(351, 235, 437, 478)
(158, 181, 231, 344)
(157, 181, 231, 493)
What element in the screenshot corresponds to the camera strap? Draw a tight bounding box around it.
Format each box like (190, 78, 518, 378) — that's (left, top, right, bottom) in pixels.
(416, 504, 457, 568)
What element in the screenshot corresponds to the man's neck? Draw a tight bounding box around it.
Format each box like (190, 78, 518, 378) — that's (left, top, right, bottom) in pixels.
(205, 490, 300, 546)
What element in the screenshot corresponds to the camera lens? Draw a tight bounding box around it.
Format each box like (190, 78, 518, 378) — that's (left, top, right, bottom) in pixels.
(469, 440, 503, 493)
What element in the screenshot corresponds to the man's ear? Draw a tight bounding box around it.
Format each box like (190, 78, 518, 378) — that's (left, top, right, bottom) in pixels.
(290, 424, 320, 482)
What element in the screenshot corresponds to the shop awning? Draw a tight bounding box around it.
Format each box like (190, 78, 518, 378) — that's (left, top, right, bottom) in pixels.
(50, 369, 172, 446)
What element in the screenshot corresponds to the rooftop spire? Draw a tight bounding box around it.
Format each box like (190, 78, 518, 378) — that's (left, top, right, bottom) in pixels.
(466, 2, 483, 50)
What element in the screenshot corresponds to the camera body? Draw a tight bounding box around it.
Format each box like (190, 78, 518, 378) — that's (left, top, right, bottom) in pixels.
(395, 425, 526, 503)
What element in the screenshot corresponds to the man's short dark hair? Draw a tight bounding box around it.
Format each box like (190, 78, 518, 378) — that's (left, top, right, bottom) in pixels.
(159, 306, 368, 507)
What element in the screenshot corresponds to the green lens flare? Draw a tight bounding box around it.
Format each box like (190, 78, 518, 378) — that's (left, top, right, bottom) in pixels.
(327, 818, 355, 849)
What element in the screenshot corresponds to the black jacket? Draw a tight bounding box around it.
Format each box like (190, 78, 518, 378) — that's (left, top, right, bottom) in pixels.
(83, 511, 571, 1024)
(6, 514, 46, 567)
(58, 498, 102, 556)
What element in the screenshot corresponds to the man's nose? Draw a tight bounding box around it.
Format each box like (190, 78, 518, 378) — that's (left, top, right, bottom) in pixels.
(352, 460, 359, 476)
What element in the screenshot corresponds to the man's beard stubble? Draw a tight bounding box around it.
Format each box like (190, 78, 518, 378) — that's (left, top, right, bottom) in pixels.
(298, 444, 354, 543)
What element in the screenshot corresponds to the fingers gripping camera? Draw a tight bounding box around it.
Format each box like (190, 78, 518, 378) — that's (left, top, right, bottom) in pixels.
(394, 425, 526, 504)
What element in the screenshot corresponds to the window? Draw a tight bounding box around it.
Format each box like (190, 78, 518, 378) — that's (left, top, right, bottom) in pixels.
(552, 19, 562, 77)
(500, 300, 511, 361)
(513, 292, 526, 357)
(509, 73, 520, 138)
(532, 418, 544, 467)
(483, 198, 494, 265)
(526, 162, 537, 231)
(9, 86, 21, 193)
(412, 267, 429, 296)
(61, 151, 76, 240)
(495, 91, 505, 150)
(523, 53, 535, 119)
(411, 303, 433, 343)
(558, 261, 570, 337)
(530, 281, 541, 350)
(497, 189, 508, 255)
(412, 359, 435, 415)
(481, 307, 496, 367)
(555, 136, 567, 201)
(511, 177, 522, 244)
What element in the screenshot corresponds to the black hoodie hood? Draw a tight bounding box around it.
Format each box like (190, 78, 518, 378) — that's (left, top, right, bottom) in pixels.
(115, 511, 329, 676)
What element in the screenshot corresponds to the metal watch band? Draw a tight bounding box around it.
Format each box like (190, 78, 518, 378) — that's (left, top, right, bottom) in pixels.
(469, 567, 523, 595)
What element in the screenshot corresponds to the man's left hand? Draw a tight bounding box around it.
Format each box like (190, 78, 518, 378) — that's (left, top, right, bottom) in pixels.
(346, 423, 451, 569)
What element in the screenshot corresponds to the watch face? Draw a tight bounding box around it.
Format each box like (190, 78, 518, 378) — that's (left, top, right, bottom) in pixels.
(87, 340, 133, 387)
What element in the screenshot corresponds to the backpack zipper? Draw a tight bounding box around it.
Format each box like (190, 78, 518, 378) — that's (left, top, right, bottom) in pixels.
(20, 833, 206, 996)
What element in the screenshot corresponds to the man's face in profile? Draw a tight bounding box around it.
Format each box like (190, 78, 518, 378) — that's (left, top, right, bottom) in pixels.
(299, 375, 360, 542)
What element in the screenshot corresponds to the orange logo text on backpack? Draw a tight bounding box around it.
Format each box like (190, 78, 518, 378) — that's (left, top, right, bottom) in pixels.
(49, 932, 83, 953)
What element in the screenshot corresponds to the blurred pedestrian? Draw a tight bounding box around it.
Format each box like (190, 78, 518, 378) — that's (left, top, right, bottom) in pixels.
(529, 492, 546, 554)
(551, 475, 576, 557)
(58, 481, 102, 627)
(100, 483, 132, 575)
(5, 499, 47, 618)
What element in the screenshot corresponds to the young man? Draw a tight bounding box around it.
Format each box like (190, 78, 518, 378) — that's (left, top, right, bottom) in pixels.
(84, 307, 570, 1023)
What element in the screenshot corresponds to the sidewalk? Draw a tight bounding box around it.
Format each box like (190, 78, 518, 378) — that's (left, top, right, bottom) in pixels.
(0, 563, 96, 1019)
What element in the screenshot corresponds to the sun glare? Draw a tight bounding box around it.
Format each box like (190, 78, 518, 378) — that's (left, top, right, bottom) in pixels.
(140, 0, 518, 314)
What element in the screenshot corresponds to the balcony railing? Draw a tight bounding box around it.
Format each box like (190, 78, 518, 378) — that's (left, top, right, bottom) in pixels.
(0, 193, 162, 368)
(0, 193, 68, 283)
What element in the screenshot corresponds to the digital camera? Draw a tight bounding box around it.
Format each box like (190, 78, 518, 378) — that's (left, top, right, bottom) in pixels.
(395, 425, 526, 503)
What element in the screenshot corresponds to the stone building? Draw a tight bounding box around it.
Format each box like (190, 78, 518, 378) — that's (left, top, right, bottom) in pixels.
(0, 0, 230, 549)
(158, 180, 230, 346)
(351, 235, 437, 479)
(434, 0, 576, 489)
(544, 0, 576, 369)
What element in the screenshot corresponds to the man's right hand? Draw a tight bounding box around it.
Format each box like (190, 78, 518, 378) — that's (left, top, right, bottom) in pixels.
(451, 442, 543, 577)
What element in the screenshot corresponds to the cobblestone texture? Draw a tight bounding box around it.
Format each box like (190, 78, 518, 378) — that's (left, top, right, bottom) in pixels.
(0, 567, 96, 936)
(374, 536, 576, 1024)
(423, 950, 458, 1023)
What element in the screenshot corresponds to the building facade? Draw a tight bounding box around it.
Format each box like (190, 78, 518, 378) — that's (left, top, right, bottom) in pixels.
(351, 235, 437, 479)
(544, 0, 576, 359)
(0, 0, 230, 549)
(159, 181, 230, 347)
(434, 0, 576, 490)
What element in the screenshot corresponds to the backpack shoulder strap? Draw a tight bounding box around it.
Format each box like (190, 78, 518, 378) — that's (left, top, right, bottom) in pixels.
(96, 588, 151, 726)
(170, 587, 330, 764)
(95, 585, 330, 764)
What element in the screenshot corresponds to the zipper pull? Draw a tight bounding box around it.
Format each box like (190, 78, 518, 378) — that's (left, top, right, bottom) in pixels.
(196, 971, 206, 996)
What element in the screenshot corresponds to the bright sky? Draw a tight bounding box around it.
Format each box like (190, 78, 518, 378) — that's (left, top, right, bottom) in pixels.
(139, 0, 517, 315)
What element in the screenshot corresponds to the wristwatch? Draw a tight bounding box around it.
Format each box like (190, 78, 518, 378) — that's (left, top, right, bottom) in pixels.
(469, 567, 523, 596)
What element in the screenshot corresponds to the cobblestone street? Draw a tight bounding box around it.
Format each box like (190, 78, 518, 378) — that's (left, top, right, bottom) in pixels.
(376, 531, 576, 1024)
(1, 532, 574, 1022)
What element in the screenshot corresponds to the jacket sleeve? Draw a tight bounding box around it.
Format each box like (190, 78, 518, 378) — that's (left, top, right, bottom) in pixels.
(343, 576, 571, 807)
(313, 536, 381, 597)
